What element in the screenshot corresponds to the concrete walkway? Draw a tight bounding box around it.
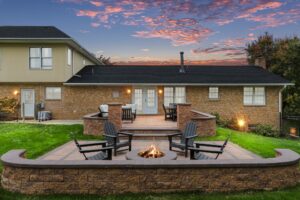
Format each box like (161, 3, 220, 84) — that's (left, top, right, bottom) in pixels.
(39, 140, 261, 161)
(3, 120, 83, 125)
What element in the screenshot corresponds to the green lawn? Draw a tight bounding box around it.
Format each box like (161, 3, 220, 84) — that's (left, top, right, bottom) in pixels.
(1, 185, 300, 200)
(0, 123, 100, 171)
(197, 127, 300, 158)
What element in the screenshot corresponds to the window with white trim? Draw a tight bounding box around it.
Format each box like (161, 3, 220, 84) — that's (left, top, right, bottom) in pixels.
(243, 87, 265, 105)
(30, 48, 52, 69)
(209, 87, 219, 99)
(67, 48, 73, 66)
(45, 87, 62, 100)
(164, 87, 186, 106)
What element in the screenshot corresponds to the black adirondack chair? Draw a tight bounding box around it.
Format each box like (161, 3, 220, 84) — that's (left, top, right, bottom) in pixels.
(162, 104, 173, 120)
(168, 121, 198, 157)
(189, 135, 230, 160)
(104, 121, 133, 156)
(74, 138, 113, 160)
(122, 107, 134, 122)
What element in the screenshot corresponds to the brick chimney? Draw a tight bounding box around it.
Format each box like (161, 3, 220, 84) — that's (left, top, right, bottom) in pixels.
(255, 57, 267, 69)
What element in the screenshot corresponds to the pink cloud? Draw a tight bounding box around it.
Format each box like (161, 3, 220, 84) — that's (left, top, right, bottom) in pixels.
(104, 6, 123, 14)
(91, 22, 100, 27)
(115, 58, 247, 66)
(76, 10, 99, 18)
(63, 1, 300, 46)
(90, 1, 102, 7)
(192, 47, 246, 58)
(237, 1, 283, 19)
(133, 28, 213, 46)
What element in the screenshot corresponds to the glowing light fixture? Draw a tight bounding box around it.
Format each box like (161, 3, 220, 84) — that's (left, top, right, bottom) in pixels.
(158, 89, 163, 94)
(13, 90, 19, 96)
(127, 89, 131, 94)
(238, 119, 245, 128)
(290, 127, 297, 136)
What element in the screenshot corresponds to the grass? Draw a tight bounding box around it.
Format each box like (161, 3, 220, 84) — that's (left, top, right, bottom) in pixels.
(0, 123, 101, 171)
(197, 127, 300, 158)
(1, 185, 300, 200)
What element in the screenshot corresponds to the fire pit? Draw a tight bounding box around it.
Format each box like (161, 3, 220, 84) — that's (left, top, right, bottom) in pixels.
(126, 144, 177, 160)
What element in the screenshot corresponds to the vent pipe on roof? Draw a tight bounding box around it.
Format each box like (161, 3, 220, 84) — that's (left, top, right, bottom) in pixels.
(179, 51, 186, 73)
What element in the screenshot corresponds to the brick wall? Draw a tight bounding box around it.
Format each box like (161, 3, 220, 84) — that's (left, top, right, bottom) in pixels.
(187, 86, 282, 128)
(83, 113, 107, 135)
(0, 84, 282, 128)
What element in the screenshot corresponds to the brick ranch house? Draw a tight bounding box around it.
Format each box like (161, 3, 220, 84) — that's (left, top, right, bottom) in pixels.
(0, 26, 292, 129)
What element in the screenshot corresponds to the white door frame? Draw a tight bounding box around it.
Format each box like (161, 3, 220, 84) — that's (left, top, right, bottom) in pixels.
(132, 86, 158, 114)
(21, 89, 35, 118)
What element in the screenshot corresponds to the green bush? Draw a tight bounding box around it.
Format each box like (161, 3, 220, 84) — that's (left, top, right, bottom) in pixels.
(0, 97, 19, 113)
(252, 124, 279, 137)
(211, 112, 232, 128)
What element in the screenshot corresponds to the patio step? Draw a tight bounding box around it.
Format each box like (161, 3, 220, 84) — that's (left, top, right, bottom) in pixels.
(120, 128, 180, 140)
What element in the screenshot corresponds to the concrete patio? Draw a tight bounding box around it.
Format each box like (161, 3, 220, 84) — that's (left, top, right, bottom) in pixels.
(122, 115, 177, 129)
(39, 140, 261, 161)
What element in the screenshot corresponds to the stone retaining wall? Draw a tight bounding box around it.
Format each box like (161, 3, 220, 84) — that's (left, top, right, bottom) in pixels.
(1, 149, 299, 195)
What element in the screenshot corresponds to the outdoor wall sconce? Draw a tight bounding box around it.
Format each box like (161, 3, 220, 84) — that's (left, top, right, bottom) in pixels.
(290, 127, 297, 137)
(13, 90, 19, 96)
(126, 89, 131, 94)
(158, 89, 163, 94)
(237, 119, 246, 130)
(238, 119, 245, 128)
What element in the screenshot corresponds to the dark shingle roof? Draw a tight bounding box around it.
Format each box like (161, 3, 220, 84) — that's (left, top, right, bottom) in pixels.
(0, 26, 71, 38)
(65, 65, 291, 85)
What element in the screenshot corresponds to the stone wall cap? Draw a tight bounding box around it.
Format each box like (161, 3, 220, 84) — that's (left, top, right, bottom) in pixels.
(177, 103, 192, 106)
(1, 149, 299, 169)
(108, 103, 123, 106)
(191, 110, 216, 119)
(83, 112, 107, 120)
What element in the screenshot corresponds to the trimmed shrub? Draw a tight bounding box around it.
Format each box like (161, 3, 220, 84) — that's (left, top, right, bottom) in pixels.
(211, 112, 232, 128)
(252, 124, 279, 137)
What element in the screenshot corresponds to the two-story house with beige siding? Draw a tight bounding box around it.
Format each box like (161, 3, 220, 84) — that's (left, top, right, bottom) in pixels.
(0, 26, 292, 129)
(0, 26, 101, 118)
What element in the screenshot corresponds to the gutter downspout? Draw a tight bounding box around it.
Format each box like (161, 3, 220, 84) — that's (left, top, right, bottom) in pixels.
(279, 85, 287, 136)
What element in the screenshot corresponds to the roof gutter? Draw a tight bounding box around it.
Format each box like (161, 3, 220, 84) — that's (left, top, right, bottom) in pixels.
(63, 82, 294, 86)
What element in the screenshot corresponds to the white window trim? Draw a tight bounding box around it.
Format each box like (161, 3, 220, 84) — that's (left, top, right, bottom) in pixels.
(45, 87, 62, 100)
(163, 86, 186, 105)
(243, 86, 266, 106)
(29, 47, 53, 70)
(209, 87, 219, 100)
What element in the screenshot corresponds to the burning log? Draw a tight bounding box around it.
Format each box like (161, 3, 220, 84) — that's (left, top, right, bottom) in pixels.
(138, 144, 165, 158)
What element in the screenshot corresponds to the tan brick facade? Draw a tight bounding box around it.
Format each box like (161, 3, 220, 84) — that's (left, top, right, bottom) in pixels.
(0, 84, 282, 128)
(187, 86, 281, 128)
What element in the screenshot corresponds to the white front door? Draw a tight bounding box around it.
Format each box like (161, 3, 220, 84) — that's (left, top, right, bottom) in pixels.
(21, 89, 35, 118)
(133, 87, 157, 114)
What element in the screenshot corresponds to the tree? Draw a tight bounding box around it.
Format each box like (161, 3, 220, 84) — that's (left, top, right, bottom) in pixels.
(246, 32, 274, 69)
(246, 34, 300, 116)
(97, 55, 114, 65)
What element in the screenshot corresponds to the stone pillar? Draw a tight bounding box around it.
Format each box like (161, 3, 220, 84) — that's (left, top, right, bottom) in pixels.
(108, 103, 122, 130)
(177, 103, 192, 132)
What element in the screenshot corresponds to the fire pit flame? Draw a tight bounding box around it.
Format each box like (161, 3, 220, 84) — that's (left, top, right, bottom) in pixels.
(138, 144, 165, 158)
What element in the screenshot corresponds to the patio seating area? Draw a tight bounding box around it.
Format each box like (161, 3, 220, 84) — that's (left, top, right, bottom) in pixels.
(39, 140, 261, 161)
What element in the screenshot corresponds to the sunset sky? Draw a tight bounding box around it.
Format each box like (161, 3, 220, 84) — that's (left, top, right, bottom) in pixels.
(0, 0, 300, 65)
